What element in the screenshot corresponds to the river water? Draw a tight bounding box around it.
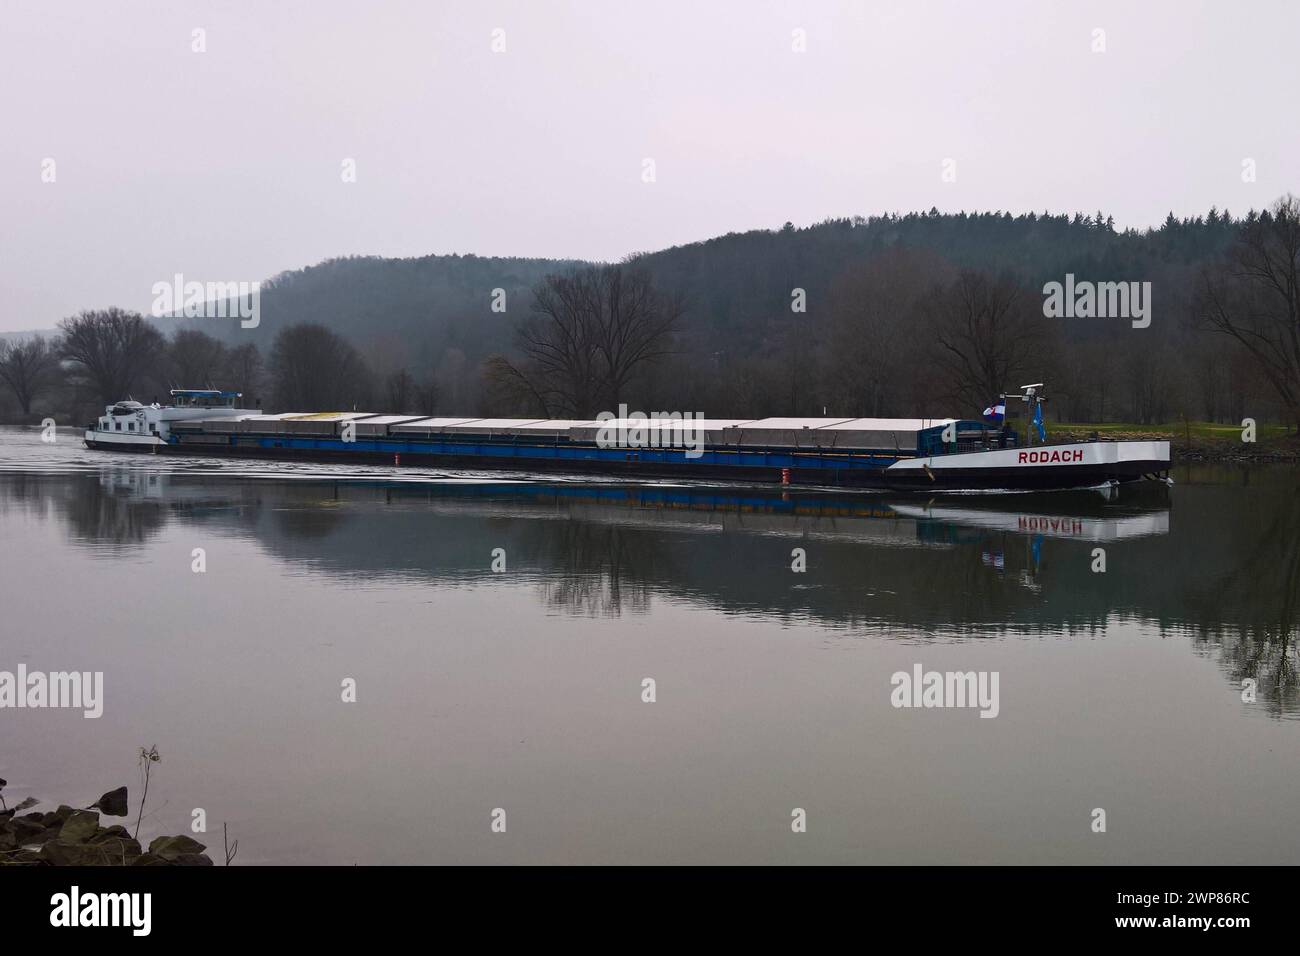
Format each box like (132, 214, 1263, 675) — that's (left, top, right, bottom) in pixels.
(1, 426, 1296, 864)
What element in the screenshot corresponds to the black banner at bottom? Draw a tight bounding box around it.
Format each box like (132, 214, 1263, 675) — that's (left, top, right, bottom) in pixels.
(0, 865, 1280, 941)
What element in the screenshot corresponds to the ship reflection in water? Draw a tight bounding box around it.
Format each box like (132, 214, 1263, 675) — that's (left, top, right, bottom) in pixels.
(5, 458, 1295, 715)
(2, 428, 1298, 864)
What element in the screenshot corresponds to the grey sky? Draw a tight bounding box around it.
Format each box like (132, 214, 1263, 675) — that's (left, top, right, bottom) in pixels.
(1, 0, 1296, 332)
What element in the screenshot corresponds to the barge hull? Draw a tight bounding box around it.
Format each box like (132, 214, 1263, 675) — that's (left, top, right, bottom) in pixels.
(84, 435, 1169, 492)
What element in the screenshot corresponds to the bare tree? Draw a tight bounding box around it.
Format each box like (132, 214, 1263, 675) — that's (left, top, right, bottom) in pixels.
(412, 377, 439, 415)
(490, 265, 683, 417)
(434, 348, 468, 411)
(1196, 195, 1300, 432)
(1124, 346, 1168, 424)
(826, 248, 952, 417)
(925, 271, 1051, 411)
(223, 342, 264, 403)
(167, 329, 228, 387)
(384, 368, 415, 411)
(59, 308, 167, 405)
(269, 322, 372, 411)
(375, 367, 438, 414)
(482, 354, 544, 416)
(0, 335, 61, 415)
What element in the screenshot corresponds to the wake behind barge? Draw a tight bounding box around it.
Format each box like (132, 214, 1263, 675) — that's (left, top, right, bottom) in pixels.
(84, 389, 1172, 493)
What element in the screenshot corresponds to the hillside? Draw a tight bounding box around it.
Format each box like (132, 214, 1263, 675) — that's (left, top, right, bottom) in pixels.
(13, 206, 1288, 427)
(174, 208, 1241, 362)
(180, 209, 1250, 420)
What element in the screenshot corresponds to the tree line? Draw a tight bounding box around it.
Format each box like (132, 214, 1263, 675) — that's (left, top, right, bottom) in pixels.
(2, 196, 1298, 431)
(0, 312, 417, 420)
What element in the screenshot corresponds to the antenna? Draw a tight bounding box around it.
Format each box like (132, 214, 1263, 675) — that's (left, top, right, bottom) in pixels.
(1015, 383, 1048, 445)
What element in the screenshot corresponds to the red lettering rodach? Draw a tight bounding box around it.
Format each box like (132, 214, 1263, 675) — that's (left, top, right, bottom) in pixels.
(1017, 448, 1085, 465)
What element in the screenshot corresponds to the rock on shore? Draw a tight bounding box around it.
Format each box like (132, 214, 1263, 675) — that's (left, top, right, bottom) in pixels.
(0, 789, 214, 866)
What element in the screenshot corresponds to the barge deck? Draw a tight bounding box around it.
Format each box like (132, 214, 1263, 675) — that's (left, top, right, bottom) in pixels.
(83, 391, 1172, 494)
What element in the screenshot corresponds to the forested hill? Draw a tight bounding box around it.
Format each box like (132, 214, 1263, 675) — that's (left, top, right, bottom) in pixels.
(188, 252, 578, 370)
(632, 209, 1241, 347)
(148, 205, 1273, 425)
(188, 208, 1242, 362)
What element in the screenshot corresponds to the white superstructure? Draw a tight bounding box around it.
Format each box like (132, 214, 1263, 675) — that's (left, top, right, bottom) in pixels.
(84, 389, 251, 449)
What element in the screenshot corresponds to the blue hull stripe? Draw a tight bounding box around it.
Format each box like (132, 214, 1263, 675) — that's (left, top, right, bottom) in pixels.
(173, 434, 903, 472)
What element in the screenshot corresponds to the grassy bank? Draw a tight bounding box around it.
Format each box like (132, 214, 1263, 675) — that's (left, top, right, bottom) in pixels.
(1050, 420, 1298, 461)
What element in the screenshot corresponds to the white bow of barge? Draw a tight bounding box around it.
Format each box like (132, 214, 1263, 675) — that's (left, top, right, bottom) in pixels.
(84, 392, 1172, 493)
(882, 439, 1171, 490)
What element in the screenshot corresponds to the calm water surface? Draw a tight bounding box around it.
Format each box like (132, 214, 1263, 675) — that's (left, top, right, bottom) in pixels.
(1, 427, 1297, 864)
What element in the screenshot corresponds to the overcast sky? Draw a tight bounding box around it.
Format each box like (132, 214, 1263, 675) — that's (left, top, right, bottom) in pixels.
(1, 0, 1296, 332)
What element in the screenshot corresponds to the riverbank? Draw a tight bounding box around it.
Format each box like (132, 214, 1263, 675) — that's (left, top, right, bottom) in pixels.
(1051, 422, 1299, 463)
(0, 784, 214, 866)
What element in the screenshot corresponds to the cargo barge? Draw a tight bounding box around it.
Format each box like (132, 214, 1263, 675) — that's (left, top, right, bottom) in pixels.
(83, 389, 1172, 493)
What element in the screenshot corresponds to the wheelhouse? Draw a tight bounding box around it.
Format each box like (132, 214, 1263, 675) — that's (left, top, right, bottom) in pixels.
(170, 389, 243, 409)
